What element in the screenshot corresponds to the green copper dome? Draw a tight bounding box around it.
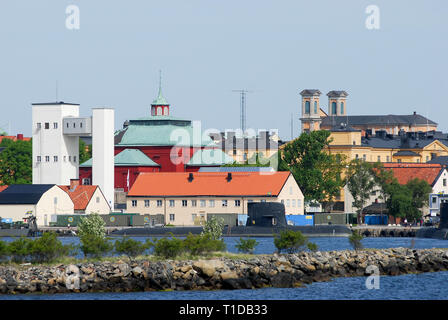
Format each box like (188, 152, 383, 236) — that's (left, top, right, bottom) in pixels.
(152, 87, 169, 105)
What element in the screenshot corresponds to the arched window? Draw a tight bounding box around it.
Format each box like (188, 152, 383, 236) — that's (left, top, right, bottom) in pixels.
(305, 101, 310, 114)
(164, 106, 169, 115)
(157, 107, 162, 116)
(314, 101, 318, 113)
(332, 102, 337, 115)
(341, 102, 344, 114)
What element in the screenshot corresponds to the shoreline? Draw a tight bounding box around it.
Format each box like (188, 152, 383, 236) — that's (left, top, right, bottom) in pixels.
(1, 247, 448, 295)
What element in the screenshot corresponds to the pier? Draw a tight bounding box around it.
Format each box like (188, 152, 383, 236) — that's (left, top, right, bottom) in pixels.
(352, 226, 421, 237)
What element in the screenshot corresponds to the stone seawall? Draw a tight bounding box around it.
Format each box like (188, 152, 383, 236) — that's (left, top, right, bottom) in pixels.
(1, 248, 448, 295)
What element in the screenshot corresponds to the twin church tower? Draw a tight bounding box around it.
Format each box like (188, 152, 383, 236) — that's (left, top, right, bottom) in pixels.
(299, 89, 348, 133)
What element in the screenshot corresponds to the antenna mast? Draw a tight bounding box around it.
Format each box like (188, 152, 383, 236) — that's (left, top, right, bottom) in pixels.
(232, 89, 252, 136)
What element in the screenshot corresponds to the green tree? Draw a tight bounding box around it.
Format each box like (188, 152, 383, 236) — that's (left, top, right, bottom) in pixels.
(274, 229, 317, 254)
(78, 213, 106, 239)
(385, 182, 413, 224)
(79, 138, 92, 165)
(78, 213, 112, 258)
(346, 159, 377, 224)
(279, 130, 346, 209)
(372, 162, 398, 203)
(348, 230, 364, 250)
(235, 237, 259, 254)
(405, 178, 432, 222)
(201, 216, 225, 240)
(114, 237, 149, 262)
(0, 139, 32, 185)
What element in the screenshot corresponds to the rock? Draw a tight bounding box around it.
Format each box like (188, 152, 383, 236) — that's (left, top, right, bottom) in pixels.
(132, 267, 143, 276)
(180, 265, 192, 273)
(220, 271, 238, 281)
(193, 260, 226, 277)
(117, 263, 131, 277)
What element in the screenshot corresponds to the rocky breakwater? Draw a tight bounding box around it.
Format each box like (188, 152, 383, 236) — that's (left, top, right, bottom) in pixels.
(1, 248, 448, 295)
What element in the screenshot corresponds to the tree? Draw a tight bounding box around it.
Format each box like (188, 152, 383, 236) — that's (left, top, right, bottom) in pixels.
(78, 213, 112, 258)
(279, 130, 346, 209)
(79, 138, 92, 165)
(371, 162, 397, 203)
(385, 182, 413, 224)
(0, 139, 32, 185)
(346, 159, 377, 224)
(201, 216, 225, 240)
(405, 178, 432, 222)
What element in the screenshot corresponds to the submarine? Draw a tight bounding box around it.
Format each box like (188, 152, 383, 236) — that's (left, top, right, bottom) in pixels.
(110, 202, 351, 237)
(416, 202, 448, 240)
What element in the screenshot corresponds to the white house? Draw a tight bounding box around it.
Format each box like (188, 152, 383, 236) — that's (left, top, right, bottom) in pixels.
(59, 179, 110, 215)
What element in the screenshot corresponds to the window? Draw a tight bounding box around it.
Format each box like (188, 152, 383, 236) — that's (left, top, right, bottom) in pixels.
(397, 159, 402, 163)
(53, 122, 58, 129)
(169, 214, 175, 222)
(169, 200, 175, 207)
(426, 156, 430, 162)
(340, 102, 344, 114)
(248, 199, 253, 203)
(44, 123, 49, 129)
(73, 123, 76, 128)
(281, 199, 284, 204)
(289, 186, 293, 195)
(191, 200, 197, 207)
(292, 199, 296, 207)
(73, 156, 76, 163)
(80, 122, 83, 128)
(286, 199, 290, 207)
(200, 200, 206, 207)
(131, 200, 137, 207)
(157, 200, 163, 207)
(69, 156, 71, 162)
(222, 200, 228, 207)
(235, 200, 241, 207)
(192, 214, 197, 222)
(37, 123, 41, 129)
(144, 200, 150, 207)
(386, 156, 390, 162)
(305, 101, 310, 114)
(432, 197, 437, 204)
(82, 178, 91, 185)
(297, 199, 302, 208)
(96, 197, 100, 203)
(54, 156, 58, 162)
(64, 156, 67, 162)
(45, 156, 50, 162)
(331, 102, 337, 115)
(355, 154, 359, 159)
(444, 179, 447, 187)
(314, 101, 317, 114)
(363, 154, 366, 161)
(37, 156, 41, 162)
(209, 200, 215, 207)
(377, 156, 381, 162)
(182, 200, 188, 207)
(66, 122, 69, 128)
(54, 197, 57, 204)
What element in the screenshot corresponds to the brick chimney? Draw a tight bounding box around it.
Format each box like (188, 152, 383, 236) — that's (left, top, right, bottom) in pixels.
(17, 134, 23, 140)
(70, 179, 80, 189)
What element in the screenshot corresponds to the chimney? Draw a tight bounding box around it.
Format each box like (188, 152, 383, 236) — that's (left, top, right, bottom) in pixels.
(17, 134, 23, 141)
(226, 172, 232, 182)
(70, 179, 80, 190)
(188, 173, 194, 182)
(413, 111, 416, 115)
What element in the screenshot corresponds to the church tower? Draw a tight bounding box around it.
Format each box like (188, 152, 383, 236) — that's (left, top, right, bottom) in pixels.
(151, 71, 170, 116)
(327, 90, 348, 117)
(299, 89, 322, 133)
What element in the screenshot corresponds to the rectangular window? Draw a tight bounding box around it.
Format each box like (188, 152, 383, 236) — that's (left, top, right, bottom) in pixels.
(192, 214, 197, 222)
(54, 197, 57, 204)
(209, 200, 215, 207)
(80, 122, 83, 128)
(297, 199, 302, 208)
(64, 156, 67, 162)
(169, 200, 175, 207)
(377, 156, 381, 162)
(182, 200, 188, 207)
(37, 156, 41, 162)
(397, 159, 402, 163)
(37, 123, 41, 129)
(200, 200, 206, 207)
(45, 156, 50, 162)
(44, 123, 49, 129)
(96, 197, 100, 203)
(426, 156, 430, 162)
(131, 200, 137, 207)
(157, 200, 163, 207)
(363, 154, 366, 161)
(191, 200, 197, 207)
(73, 123, 76, 128)
(222, 200, 228, 207)
(286, 199, 290, 207)
(292, 199, 296, 207)
(444, 179, 447, 187)
(144, 200, 150, 207)
(54, 156, 58, 162)
(432, 197, 437, 204)
(386, 156, 390, 162)
(69, 156, 71, 162)
(169, 214, 175, 222)
(53, 122, 58, 129)
(66, 123, 69, 128)
(73, 156, 76, 163)
(355, 154, 359, 159)
(234, 200, 241, 207)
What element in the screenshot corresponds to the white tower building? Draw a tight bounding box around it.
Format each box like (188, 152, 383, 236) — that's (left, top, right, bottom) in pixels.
(32, 102, 114, 210)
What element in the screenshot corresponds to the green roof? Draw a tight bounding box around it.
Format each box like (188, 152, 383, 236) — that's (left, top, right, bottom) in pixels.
(115, 122, 215, 147)
(152, 87, 168, 105)
(187, 149, 234, 166)
(80, 149, 160, 167)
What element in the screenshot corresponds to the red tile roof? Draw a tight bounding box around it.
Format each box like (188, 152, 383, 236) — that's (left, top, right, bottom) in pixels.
(0, 135, 31, 143)
(382, 163, 444, 186)
(0, 185, 8, 193)
(128, 172, 292, 197)
(59, 185, 98, 210)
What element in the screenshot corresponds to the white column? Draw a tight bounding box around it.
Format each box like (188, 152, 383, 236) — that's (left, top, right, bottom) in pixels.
(92, 108, 114, 211)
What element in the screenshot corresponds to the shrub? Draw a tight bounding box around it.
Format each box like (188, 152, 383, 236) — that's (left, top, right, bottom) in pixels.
(201, 216, 225, 240)
(0, 240, 9, 263)
(307, 242, 319, 252)
(153, 236, 184, 259)
(80, 234, 113, 259)
(183, 233, 226, 256)
(114, 237, 149, 262)
(274, 229, 317, 254)
(8, 237, 33, 263)
(348, 231, 364, 250)
(29, 232, 72, 263)
(78, 213, 106, 239)
(235, 238, 259, 254)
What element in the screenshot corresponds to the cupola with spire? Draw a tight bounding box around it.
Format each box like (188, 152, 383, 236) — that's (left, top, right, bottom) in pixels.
(151, 71, 170, 116)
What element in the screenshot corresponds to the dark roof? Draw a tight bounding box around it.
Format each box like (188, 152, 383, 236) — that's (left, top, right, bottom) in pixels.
(360, 131, 448, 150)
(0, 184, 55, 204)
(300, 89, 321, 96)
(327, 91, 348, 97)
(330, 123, 361, 132)
(427, 156, 448, 166)
(322, 114, 437, 127)
(363, 202, 388, 214)
(392, 150, 420, 156)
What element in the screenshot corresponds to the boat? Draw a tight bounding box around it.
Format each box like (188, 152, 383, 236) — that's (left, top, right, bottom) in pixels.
(0, 213, 39, 237)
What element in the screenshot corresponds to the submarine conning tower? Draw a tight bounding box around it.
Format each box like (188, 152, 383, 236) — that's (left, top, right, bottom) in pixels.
(440, 202, 448, 229)
(246, 202, 287, 227)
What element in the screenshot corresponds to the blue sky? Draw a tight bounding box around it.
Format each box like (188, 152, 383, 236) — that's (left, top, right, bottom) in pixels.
(0, 0, 447, 138)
